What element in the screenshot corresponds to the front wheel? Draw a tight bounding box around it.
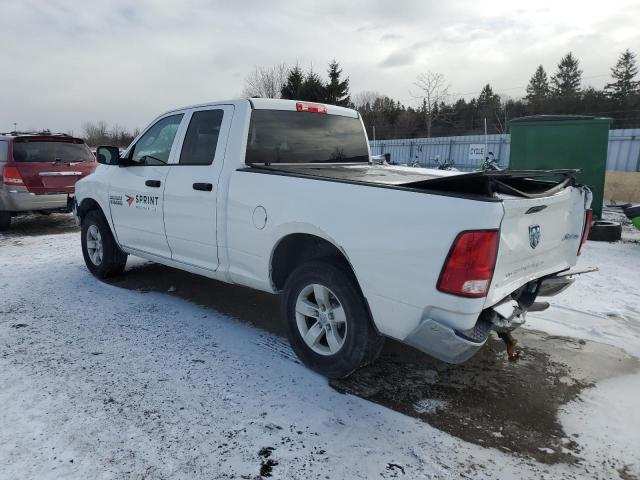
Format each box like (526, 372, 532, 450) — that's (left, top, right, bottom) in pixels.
(282, 260, 384, 378)
(81, 209, 128, 279)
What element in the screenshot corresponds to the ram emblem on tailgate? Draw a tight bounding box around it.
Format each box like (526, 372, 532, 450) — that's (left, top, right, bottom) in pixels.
(528, 225, 541, 249)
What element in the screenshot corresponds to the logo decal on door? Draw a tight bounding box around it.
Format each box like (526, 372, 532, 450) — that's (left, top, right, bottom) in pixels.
(110, 194, 159, 211)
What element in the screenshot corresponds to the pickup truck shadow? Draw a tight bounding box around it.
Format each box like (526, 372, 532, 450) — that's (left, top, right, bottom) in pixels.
(108, 260, 638, 466)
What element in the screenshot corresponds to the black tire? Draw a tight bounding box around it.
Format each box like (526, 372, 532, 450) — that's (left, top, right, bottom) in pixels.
(282, 260, 385, 378)
(81, 209, 128, 279)
(623, 205, 640, 220)
(0, 211, 11, 231)
(588, 220, 622, 242)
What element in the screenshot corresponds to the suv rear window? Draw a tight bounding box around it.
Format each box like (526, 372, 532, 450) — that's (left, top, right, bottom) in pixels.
(245, 110, 369, 164)
(12, 140, 94, 163)
(0, 141, 7, 162)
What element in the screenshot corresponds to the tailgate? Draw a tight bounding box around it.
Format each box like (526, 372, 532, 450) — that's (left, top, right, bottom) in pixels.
(16, 162, 95, 194)
(486, 185, 589, 305)
(12, 138, 96, 194)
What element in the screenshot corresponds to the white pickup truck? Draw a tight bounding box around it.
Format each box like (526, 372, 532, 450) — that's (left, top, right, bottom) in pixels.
(74, 98, 593, 378)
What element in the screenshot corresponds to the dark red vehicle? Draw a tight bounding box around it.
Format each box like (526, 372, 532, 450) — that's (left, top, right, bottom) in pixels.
(0, 132, 96, 231)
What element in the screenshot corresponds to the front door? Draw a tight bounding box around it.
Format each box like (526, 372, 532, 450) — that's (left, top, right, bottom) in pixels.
(108, 113, 185, 258)
(163, 105, 234, 270)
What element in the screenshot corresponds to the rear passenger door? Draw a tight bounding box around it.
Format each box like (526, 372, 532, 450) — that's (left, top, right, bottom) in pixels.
(163, 105, 234, 271)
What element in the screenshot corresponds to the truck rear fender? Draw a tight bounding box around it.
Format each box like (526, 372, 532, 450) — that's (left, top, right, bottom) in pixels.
(269, 228, 382, 334)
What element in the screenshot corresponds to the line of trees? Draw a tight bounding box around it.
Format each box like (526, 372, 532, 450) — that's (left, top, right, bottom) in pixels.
(245, 50, 640, 139)
(243, 60, 351, 106)
(82, 121, 139, 147)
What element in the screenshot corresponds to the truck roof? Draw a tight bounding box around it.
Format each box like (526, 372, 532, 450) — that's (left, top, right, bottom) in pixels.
(165, 98, 359, 118)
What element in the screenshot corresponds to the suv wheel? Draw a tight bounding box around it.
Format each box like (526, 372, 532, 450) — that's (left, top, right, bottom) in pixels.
(282, 260, 385, 378)
(0, 211, 11, 231)
(81, 209, 128, 279)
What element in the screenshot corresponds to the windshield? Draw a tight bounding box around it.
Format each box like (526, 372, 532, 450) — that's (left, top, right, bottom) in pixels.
(245, 110, 369, 164)
(12, 140, 94, 163)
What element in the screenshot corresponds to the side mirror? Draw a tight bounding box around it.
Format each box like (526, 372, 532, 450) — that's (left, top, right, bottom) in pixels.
(96, 146, 121, 165)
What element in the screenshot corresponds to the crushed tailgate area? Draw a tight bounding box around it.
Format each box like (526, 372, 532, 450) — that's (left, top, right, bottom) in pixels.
(1, 213, 639, 479)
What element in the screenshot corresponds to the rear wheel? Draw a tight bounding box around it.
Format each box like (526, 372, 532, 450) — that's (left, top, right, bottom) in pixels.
(282, 260, 384, 378)
(0, 211, 11, 231)
(81, 209, 128, 278)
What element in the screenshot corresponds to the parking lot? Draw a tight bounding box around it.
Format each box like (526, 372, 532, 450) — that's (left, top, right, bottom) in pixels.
(1, 213, 639, 479)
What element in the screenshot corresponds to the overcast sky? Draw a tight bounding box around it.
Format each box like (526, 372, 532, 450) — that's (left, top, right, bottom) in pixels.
(1, 0, 639, 135)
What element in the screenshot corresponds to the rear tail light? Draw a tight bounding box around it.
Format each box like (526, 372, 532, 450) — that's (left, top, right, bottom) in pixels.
(577, 209, 593, 256)
(437, 230, 499, 298)
(2, 166, 25, 186)
(296, 102, 327, 114)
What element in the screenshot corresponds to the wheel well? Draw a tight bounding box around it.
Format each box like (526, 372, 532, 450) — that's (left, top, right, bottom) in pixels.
(271, 234, 354, 291)
(78, 198, 104, 221)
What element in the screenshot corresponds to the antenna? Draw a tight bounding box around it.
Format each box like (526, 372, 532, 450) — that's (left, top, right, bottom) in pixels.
(484, 118, 488, 160)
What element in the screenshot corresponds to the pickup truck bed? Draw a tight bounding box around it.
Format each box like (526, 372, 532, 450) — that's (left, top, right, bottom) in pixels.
(241, 163, 579, 200)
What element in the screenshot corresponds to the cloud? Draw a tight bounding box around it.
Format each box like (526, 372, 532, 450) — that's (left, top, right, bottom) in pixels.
(380, 33, 403, 41)
(0, 0, 638, 133)
(379, 50, 416, 68)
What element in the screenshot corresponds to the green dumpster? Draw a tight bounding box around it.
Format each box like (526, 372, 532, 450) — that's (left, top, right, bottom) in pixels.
(509, 115, 612, 218)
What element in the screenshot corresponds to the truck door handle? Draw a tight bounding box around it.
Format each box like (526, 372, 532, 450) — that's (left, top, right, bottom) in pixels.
(145, 180, 161, 187)
(193, 182, 213, 192)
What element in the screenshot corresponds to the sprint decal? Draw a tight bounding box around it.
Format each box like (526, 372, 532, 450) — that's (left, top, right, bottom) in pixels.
(109, 194, 160, 212)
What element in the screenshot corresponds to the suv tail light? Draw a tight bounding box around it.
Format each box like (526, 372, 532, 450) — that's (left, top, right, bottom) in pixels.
(577, 209, 593, 256)
(437, 230, 499, 298)
(2, 165, 25, 187)
(296, 102, 327, 114)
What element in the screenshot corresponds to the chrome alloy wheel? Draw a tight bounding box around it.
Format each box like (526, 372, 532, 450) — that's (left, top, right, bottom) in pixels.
(295, 283, 347, 356)
(86, 224, 104, 266)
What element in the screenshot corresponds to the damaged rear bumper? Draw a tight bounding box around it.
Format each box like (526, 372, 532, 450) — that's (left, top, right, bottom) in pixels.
(402, 267, 597, 364)
(403, 317, 490, 364)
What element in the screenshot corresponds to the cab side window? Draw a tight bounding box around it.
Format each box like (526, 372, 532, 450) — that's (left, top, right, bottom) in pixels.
(130, 114, 183, 166)
(179, 110, 224, 165)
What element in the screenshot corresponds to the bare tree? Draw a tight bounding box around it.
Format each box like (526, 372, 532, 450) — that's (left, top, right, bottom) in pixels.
(352, 90, 384, 109)
(412, 72, 450, 137)
(82, 121, 109, 146)
(242, 63, 289, 98)
(82, 121, 136, 147)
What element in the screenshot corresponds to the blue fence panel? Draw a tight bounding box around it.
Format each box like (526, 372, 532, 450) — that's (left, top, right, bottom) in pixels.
(370, 129, 640, 172)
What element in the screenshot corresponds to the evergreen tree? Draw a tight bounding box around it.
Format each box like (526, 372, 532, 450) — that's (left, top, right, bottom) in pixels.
(605, 49, 640, 101)
(551, 52, 582, 97)
(300, 70, 327, 102)
(526, 65, 551, 101)
(280, 64, 305, 100)
(476, 84, 502, 132)
(477, 84, 501, 108)
(325, 60, 351, 106)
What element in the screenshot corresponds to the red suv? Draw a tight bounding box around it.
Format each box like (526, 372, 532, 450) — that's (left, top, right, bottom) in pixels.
(0, 132, 96, 231)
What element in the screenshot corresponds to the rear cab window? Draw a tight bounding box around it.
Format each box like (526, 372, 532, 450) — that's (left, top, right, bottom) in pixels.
(12, 139, 94, 163)
(245, 110, 369, 164)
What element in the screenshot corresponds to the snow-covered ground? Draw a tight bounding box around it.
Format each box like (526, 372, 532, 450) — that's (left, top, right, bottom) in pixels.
(0, 215, 639, 479)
